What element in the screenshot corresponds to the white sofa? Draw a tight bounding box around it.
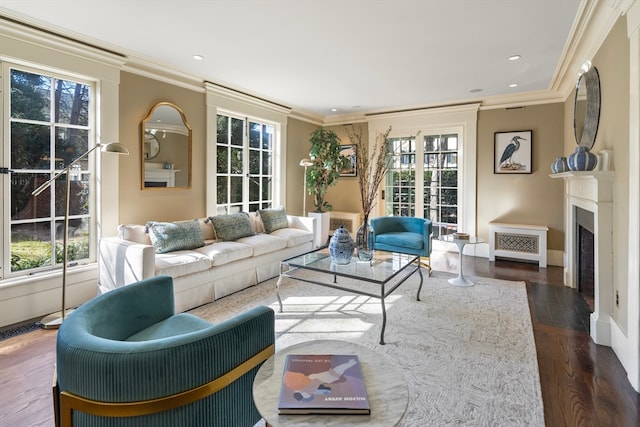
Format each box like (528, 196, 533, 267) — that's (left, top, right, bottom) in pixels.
(98, 212, 315, 312)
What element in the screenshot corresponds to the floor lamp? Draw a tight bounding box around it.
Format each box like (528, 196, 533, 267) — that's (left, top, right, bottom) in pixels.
(32, 142, 129, 329)
(299, 158, 313, 216)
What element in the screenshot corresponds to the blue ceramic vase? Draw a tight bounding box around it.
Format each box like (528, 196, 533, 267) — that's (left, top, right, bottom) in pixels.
(329, 225, 354, 264)
(551, 156, 569, 174)
(568, 146, 598, 171)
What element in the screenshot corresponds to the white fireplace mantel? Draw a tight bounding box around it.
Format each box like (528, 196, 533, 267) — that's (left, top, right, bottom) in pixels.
(550, 170, 614, 345)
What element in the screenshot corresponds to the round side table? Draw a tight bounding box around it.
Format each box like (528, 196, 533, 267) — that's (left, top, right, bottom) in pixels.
(252, 339, 408, 427)
(438, 235, 484, 286)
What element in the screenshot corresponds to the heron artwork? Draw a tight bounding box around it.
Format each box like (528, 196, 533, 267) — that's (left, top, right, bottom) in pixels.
(499, 135, 527, 170)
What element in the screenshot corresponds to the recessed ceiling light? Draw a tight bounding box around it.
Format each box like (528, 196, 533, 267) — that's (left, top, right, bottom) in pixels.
(331, 108, 338, 112)
(469, 88, 483, 93)
(508, 55, 521, 61)
(509, 83, 519, 88)
(192, 54, 204, 60)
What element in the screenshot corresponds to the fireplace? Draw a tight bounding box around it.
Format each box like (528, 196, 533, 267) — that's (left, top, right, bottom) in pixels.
(554, 171, 613, 346)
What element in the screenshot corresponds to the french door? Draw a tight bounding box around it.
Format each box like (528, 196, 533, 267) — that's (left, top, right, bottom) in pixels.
(384, 131, 460, 238)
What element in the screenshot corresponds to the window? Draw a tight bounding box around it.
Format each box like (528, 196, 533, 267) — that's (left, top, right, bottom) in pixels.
(3, 65, 95, 277)
(215, 113, 274, 214)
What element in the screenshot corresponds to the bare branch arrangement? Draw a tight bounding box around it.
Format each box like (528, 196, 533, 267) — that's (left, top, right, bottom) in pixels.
(346, 125, 393, 220)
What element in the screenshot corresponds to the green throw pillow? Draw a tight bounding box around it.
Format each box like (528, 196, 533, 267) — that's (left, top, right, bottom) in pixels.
(146, 220, 205, 254)
(258, 207, 289, 233)
(208, 212, 255, 241)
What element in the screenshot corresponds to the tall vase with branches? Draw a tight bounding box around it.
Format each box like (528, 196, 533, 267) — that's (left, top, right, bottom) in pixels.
(346, 125, 393, 260)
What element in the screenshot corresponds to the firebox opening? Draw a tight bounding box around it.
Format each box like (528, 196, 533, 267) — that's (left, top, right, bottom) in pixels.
(575, 207, 595, 312)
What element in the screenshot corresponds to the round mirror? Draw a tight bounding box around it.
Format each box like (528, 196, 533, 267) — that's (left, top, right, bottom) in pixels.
(144, 131, 160, 159)
(573, 64, 601, 150)
(141, 101, 192, 190)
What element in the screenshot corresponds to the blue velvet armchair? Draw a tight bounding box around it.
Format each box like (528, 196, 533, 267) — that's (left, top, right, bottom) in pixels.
(370, 216, 432, 273)
(53, 275, 275, 427)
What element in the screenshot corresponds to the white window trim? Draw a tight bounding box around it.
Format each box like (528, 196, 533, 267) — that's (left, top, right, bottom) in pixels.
(366, 103, 480, 252)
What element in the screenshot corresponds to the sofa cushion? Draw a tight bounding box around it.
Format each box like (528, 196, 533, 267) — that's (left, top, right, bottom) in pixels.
(248, 212, 266, 233)
(117, 224, 152, 245)
(270, 227, 315, 247)
(195, 241, 254, 267)
(258, 207, 289, 233)
(208, 213, 255, 241)
(376, 231, 423, 250)
(198, 218, 216, 241)
(146, 220, 205, 254)
(237, 233, 287, 256)
(155, 250, 212, 277)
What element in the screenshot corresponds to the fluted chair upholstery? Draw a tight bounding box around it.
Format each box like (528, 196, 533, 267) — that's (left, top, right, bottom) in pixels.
(53, 275, 275, 427)
(370, 216, 432, 273)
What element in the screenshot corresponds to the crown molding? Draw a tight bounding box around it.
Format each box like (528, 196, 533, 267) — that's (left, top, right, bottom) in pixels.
(204, 81, 292, 116)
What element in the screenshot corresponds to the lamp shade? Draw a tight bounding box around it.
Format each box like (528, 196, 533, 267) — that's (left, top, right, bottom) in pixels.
(101, 142, 129, 154)
(299, 158, 313, 167)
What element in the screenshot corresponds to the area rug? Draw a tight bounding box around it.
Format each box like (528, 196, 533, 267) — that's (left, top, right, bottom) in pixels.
(189, 270, 544, 426)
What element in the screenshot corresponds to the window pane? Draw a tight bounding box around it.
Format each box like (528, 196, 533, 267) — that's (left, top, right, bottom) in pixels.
(262, 151, 272, 175)
(249, 150, 260, 174)
(249, 177, 259, 202)
(216, 115, 229, 144)
(68, 172, 90, 216)
(62, 218, 90, 262)
(217, 146, 228, 174)
(262, 125, 273, 150)
(11, 69, 51, 121)
(11, 122, 52, 170)
(55, 128, 89, 168)
(217, 176, 228, 204)
(230, 148, 243, 174)
(11, 222, 53, 272)
(55, 79, 89, 126)
(11, 173, 51, 220)
(249, 122, 260, 149)
(231, 118, 243, 146)
(230, 176, 243, 203)
(262, 177, 271, 200)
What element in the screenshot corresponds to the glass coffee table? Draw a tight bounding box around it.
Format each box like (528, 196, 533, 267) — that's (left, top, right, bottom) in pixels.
(276, 248, 424, 345)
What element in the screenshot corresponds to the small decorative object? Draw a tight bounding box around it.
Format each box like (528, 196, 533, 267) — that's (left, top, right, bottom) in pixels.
(329, 225, 354, 264)
(453, 232, 470, 240)
(356, 221, 375, 262)
(568, 146, 598, 171)
(551, 156, 569, 174)
(494, 130, 533, 174)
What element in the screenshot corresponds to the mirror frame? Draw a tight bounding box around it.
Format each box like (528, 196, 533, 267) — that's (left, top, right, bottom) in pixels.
(140, 101, 192, 190)
(573, 65, 601, 150)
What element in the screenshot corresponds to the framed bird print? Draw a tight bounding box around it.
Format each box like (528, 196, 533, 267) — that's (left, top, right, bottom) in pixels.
(494, 130, 532, 174)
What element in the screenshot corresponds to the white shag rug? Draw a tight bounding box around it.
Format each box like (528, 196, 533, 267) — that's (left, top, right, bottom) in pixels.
(189, 269, 544, 427)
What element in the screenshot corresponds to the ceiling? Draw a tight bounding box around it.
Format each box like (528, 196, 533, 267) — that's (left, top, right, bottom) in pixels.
(0, 0, 584, 119)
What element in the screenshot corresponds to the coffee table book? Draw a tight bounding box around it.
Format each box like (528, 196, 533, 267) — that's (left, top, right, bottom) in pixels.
(277, 354, 371, 415)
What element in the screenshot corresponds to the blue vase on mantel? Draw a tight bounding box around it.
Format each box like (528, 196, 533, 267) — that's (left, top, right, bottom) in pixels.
(568, 146, 598, 171)
(329, 225, 354, 264)
(551, 156, 569, 174)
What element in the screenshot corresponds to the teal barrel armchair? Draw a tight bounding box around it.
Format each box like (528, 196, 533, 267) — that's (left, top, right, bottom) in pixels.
(370, 216, 433, 273)
(53, 275, 275, 427)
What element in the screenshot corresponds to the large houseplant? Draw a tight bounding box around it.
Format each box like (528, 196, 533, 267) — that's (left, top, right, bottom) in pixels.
(305, 127, 350, 247)
(305, 127, 350, 213)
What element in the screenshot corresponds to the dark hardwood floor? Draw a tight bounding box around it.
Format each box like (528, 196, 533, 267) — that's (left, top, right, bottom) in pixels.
(1, 253, 639, 426)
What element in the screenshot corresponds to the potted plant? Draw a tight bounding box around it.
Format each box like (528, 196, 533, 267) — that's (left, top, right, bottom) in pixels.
(305, 127, 350, 246)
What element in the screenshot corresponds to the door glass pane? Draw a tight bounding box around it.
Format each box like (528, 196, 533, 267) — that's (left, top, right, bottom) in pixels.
(230, 176, 243, 203)
(249, 122, 261, 149)
(386, 136, 416, 217)
(423, 134, 458, 237)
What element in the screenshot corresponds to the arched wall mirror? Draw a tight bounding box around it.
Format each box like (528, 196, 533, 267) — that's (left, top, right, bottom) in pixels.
(141, 101, 192, 190)
(573, 63, 601, 150)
